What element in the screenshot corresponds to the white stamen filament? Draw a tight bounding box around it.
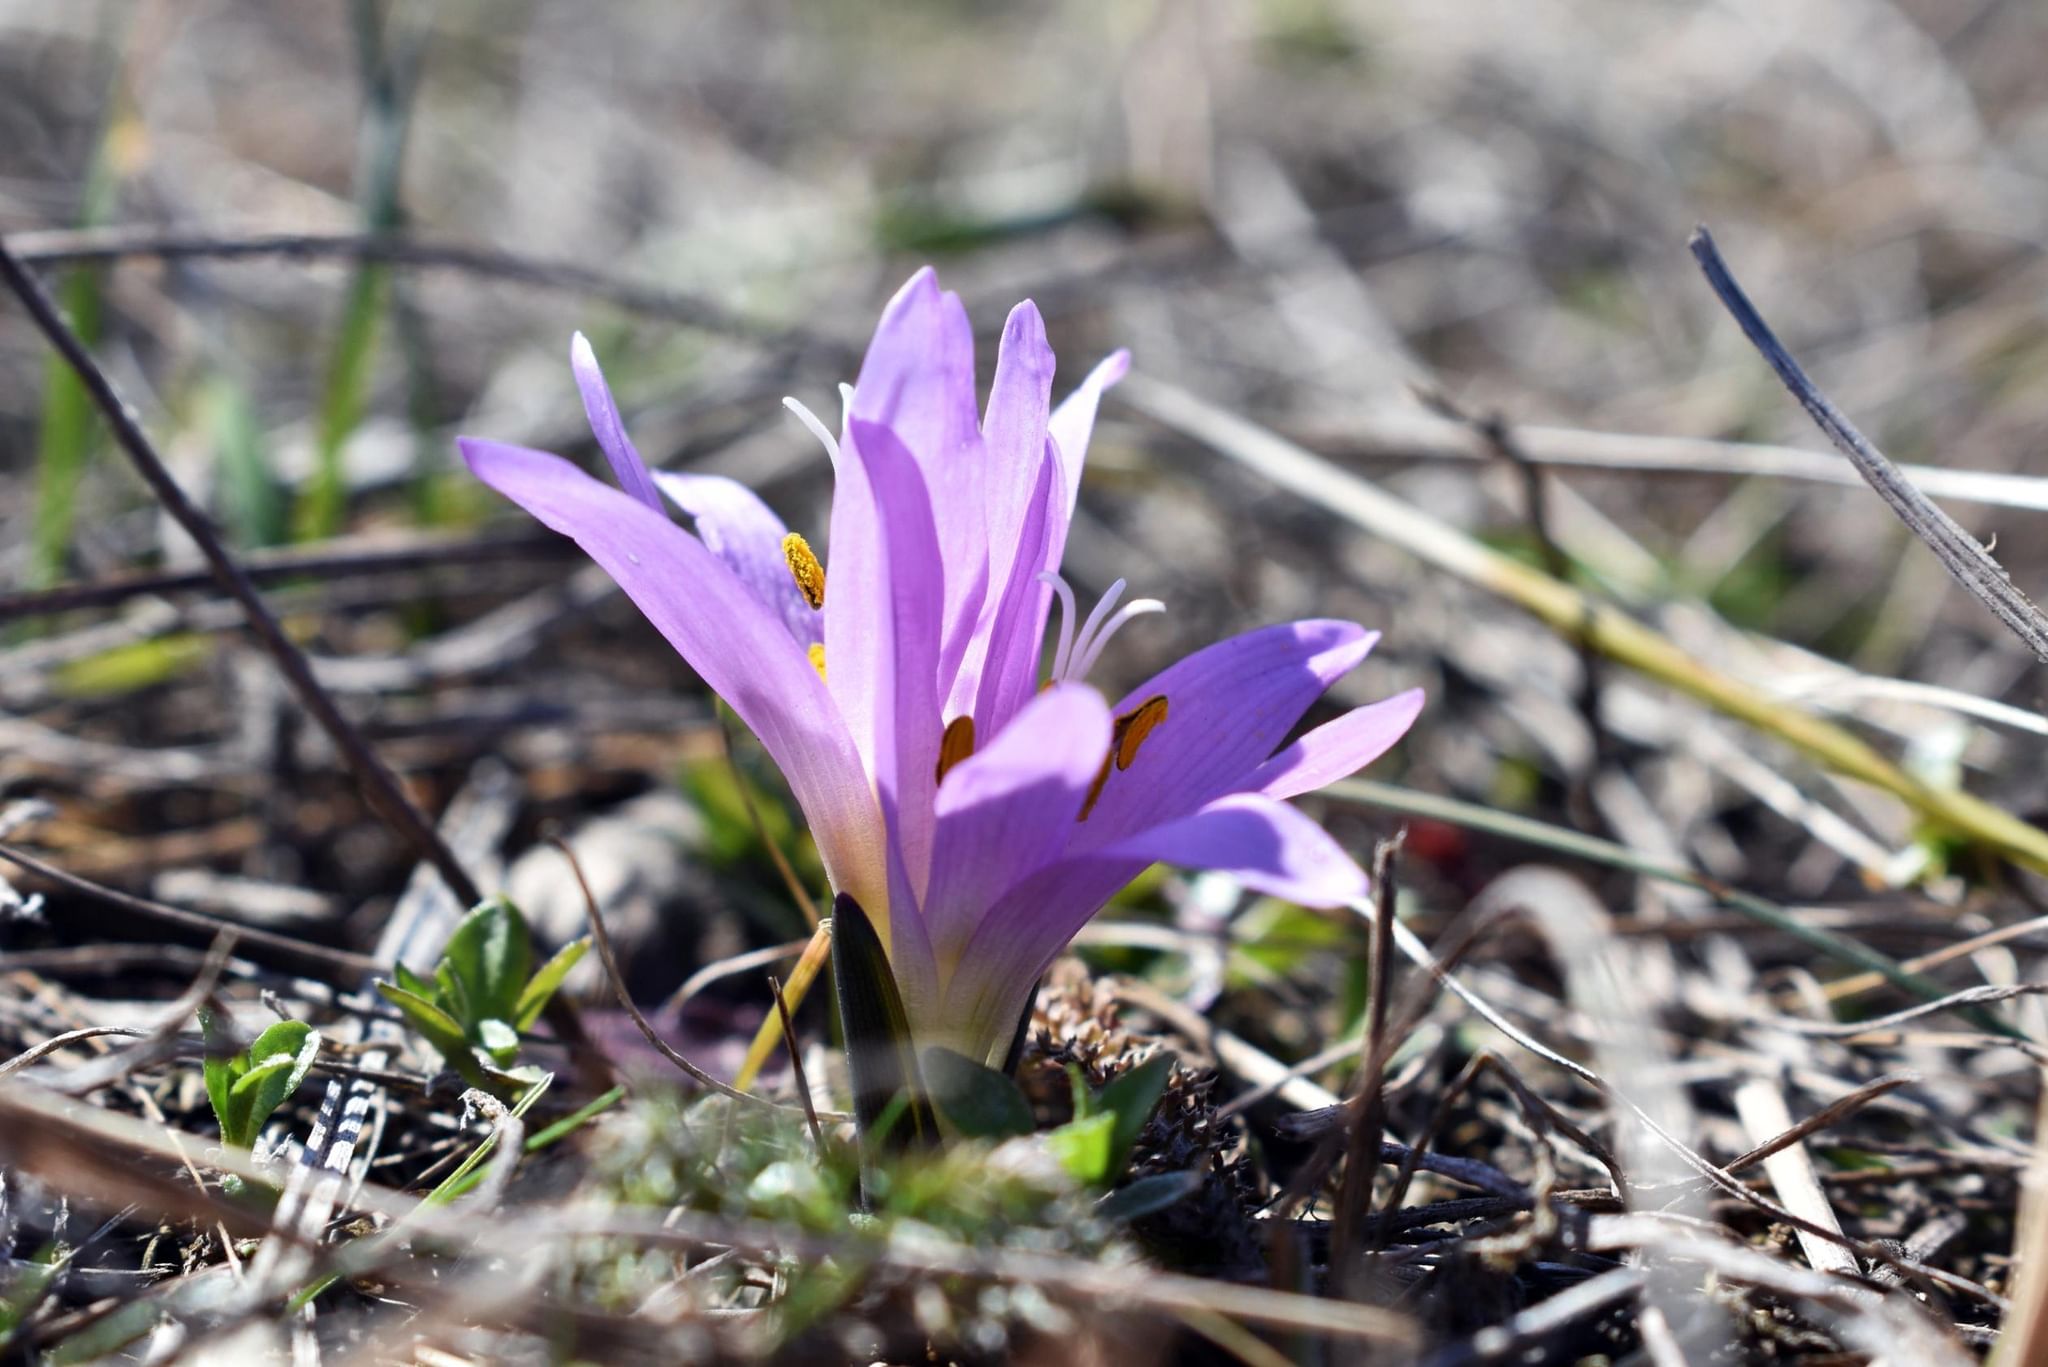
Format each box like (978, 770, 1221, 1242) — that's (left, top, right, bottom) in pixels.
(1037, 572, 1078, 681)
(1072, 578, 1128, 676)
(1069, 596, 1165, 682)
(1037, 571, 1164, 685)
(782, 396, 842, 464)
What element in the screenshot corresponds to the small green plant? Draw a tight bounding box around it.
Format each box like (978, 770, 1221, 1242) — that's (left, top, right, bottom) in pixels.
(375, 895, 588, 1091)
(198, 1008, 321, 1191)
(587, 1088, 1138, 1346)
(922, 1044, 1183, 1202)
(1045, 1052, 1176, 1187)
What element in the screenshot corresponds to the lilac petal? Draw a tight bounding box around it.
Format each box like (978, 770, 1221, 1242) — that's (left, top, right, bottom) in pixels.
(936, 554, 990, 706)
(832, 419, 947, 896)
(960, 451, 1062, 733)
(851, 270, 988, 660)
(922, 684, 1112, 972)
(1099, 792, 1368, 905)
(1044, 348, 1130, 563)
(569, 333, 664, 513)
(1249, 687, 1424, 799)
(883, 826, 941, 1043)
(652, 471, 821, 648)
(981, 300, 1057, 603)
(460, 437, 887, 914)
(936, 854, 1142, 1064)
(1072, 621, 1379, 847)
(938, 793, 1370, 1062)
(851, 268, 982, 471)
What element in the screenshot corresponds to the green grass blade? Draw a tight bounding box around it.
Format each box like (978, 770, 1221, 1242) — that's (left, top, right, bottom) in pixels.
(203, 376, 286, 547)
(293, 0, 423, 541)
(1325, 777, 2022, 1038)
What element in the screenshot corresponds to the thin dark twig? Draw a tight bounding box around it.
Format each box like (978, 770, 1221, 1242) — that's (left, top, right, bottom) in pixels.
(4, 225, 846, 357)
(1720, 1074, 1917, 1175)
(1689, 225, 2048, 662)
(0, 238, 483, 908)
(1333, 832, 1403, 1267)
(769, 973, 826, 1155)
(0, 529, 569, 622)
(715, 705, 821, 927)
(50, 929, 238, 1097)
(546, 836, 826, 1117)
(0, 841, 379, 978)
(1385, 911, 1985, 1299)
(1755, 984, 2048, 1038)
(0, 1026, 150, 1081)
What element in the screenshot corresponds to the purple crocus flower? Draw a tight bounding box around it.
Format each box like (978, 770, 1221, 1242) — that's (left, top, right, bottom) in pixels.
(460, 270, 1422, 1066)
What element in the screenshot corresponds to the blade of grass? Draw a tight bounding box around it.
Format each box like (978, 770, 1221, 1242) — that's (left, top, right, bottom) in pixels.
(202, 374, 286, 548)
(28, 59, 129, 590)
(1120, 373, 2048, 877)
(295, 0, 423, 540)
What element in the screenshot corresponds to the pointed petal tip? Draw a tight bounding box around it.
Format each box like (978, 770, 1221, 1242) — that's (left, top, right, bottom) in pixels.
(884, 266, 943, 316)
(456, 435, 541, 480)
(1103, 791, 1369, 907)
(568, 331, 605, 390)
(1003, 297, 1047, 339)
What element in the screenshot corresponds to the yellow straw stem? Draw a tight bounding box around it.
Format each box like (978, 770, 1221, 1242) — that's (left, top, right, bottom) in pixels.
(733, 920, 832, 1091)
(1120, 374, 2048, 877)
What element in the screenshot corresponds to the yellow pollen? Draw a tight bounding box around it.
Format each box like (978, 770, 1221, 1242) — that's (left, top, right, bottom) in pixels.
(1078, 694, 1170, 821)
(935, 715, 976, 782)
(806, 642, 827, 680)
(783, 532, 826, 610)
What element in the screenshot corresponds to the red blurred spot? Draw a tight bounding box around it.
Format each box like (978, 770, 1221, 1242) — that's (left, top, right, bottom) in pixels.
(1402, 818, 1468, 868)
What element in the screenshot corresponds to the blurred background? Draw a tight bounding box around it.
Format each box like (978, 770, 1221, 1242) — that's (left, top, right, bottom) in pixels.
(5, 0, 2048, 994)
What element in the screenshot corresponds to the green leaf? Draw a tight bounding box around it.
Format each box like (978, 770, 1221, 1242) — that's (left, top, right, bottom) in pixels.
(245, 1019, 315, 1072)
(1067, 1064, 1097, 1121)
(829, 891, 935, 1155)
(512, 936, 589, 1032)
(377, 979, 488, 1086)
(438, 897, 532, 1026)
(476, 1018, 520, 1067)
(1045, 1111, 1117, 1184)
(1096, 1169, 1203, 1223)
(393, 961, 439, 1005)
(921, 1046, 1034, 1140)
(197, 1007, 239, 1142)
(222, 1021, 318, 1146)
(1095, 1051, 1176, 1181)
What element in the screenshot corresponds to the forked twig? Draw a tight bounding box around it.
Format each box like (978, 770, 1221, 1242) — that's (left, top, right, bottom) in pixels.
(1689, 226, 2048, 663)
(0, 238, 483, 909)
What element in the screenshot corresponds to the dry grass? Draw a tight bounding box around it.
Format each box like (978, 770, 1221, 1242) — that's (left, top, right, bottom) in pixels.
(4, 2, 2048, 1362)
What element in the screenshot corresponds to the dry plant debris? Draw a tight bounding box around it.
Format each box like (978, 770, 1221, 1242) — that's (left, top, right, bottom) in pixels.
(6, 4, 2048, 1363)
